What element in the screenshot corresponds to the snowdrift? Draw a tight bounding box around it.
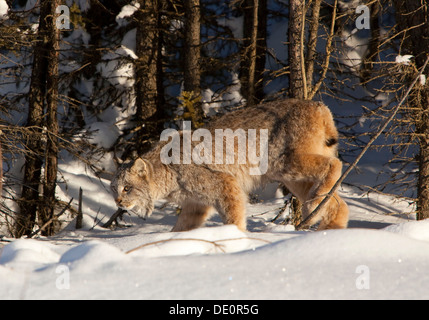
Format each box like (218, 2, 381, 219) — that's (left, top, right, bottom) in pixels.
(1, 197, 428, 299)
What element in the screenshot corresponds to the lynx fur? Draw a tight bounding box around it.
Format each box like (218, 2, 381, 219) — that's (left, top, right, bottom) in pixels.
(111, 99, 349, 231)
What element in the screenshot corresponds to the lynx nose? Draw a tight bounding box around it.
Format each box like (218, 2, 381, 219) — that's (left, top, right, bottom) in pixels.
(115, 197, 123, 206)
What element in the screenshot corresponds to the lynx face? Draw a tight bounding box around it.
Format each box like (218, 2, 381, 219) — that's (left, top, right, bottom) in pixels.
(110, 158, 154, 218)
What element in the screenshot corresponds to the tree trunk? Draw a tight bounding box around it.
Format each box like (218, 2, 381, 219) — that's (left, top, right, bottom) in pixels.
(183, 0, 204, 126)
(40, 6, 60, 236)
(416, 83, 429, 221)
(286, 0, 308, 224)
(135, 0, 160, 121)
(361, 1, 381, 81)
(394, 0, 429, 220)
(418, 111, 429, 221)
(17, 0, 60, 237)
(0, 135, 2, 197)
(133, 0, 165, 155)
(184, 0, 201, 95)
(183, 0, 201, 95)
(240, 0, 267, 106)
(305, 0, 322, 93)
(288, 0, 306, 99)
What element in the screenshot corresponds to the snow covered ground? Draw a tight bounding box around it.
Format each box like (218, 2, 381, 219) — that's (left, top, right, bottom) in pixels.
(1, 160, 428, 300)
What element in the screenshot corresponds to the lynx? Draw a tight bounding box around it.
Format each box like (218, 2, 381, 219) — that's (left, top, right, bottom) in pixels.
(111, 99, 349, 231)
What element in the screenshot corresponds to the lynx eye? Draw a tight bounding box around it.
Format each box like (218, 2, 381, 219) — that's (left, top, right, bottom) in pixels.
(123, 186, 132, 193)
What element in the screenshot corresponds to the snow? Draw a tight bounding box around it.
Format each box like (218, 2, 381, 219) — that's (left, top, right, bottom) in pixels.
(84, 122, 121, 149)
(395, 55, 413, 65)
(116, 1, 140, 27)
(23, 0, 37, 11)
(0, 0, 8, 20)
(384, 219, 429, 242)
(339, 29, 369, 72)
(220, 72, 246, 107)
(202, 88, 221, 116)
(1, 217, 429, 299)
(169, 19, 185, 33)
(218, 15, 243, 39)
(97, 46, 137, 88)
(419, 74, 426, 86)
(0, 239, 60, 267)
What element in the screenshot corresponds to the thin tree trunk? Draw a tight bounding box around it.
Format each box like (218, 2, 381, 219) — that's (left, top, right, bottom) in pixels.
(308, 0, 338, 100)
(17, 0, 60, 237)
(418, 113, 429, 221)
(133, 0, 164, 155)
(394, 0, 429, 220)
(40, 5, 60, 236)
(0, 135, 2, 197)
(288, 0, 306, 99)
(287, 0, 307, 224)
(416, 80, 429, 221)
(305, 0, 322, 93)
(183, 0, 203, 126)
(135, 0, 159, 121)
(183, 0, 201, 94)
(361, 1, 381, 81)
(240, 0, 267, 106)
(246, 0, 259, 106)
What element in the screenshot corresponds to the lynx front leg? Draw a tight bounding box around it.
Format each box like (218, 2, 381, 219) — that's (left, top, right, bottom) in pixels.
(282, 154, 349, 229)
(172, 200, 213, 232)
(214, 173, 247, 231)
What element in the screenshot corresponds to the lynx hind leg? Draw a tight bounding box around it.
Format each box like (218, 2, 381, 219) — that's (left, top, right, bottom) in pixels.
(172, 200, 213, 232)
(283, 154, 349, 230)
(316, 192, 349, 230)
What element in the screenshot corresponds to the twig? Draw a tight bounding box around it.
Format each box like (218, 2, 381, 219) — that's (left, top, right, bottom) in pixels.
(250, 204, 286, 218)
(269, 201, 290, 222)
(308, 0, 338, 99)
(90, 207, 103, 230)
(297, 54, 429, 230)
(126, 238, 227, 254)
(75, 187, 83, 229)
(125, 237, 272, 255)
(102, 208, 126, 228)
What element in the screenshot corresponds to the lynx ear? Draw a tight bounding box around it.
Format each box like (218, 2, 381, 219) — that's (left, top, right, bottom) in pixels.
(132, 158, 151, 178)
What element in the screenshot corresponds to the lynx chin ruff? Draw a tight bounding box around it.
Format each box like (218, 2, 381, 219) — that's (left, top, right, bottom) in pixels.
(111, 99, 349, 231)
